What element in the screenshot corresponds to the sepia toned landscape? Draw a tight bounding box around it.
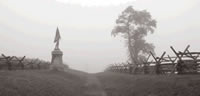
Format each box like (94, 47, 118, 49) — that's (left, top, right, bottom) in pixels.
(1, 0, 200, 96)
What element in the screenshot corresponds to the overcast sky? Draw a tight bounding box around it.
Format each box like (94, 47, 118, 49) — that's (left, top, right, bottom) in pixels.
(0, 0, 200, 73)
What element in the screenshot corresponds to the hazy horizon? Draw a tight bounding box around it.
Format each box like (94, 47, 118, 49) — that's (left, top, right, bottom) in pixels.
(0, 0, 200, 73)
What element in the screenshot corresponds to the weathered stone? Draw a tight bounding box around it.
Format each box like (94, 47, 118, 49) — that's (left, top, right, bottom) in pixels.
(50, 48, 65, 71)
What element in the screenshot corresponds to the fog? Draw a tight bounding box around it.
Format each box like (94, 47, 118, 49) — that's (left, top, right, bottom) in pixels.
(0, 0, 200, 73)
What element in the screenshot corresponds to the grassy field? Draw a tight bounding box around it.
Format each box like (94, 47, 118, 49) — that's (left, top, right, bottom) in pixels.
(96, 72, 200, 96)
(0, 69, 88, 96)
(1, 70, 200, 96)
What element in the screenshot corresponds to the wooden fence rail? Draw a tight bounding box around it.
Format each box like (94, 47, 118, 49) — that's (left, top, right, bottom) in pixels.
(0, 54, 50, 71)
(106, 45, 200, 75)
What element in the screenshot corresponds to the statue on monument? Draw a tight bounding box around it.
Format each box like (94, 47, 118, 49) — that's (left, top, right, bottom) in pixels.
(54, 27, 61, 50)
(50, 27, 65, 71)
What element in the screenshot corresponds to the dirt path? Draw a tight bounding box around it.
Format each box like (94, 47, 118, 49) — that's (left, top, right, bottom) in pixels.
(83, 74, 107, 96)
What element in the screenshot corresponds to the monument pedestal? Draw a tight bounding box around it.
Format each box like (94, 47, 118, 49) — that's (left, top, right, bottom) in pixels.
(50, 49, 65, 71)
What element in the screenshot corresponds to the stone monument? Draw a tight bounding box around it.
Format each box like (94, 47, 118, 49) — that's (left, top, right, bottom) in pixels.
(50, 27, 65, 71)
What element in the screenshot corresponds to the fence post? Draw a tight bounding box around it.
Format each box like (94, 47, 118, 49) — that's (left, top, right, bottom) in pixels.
(37, 62, 41, 70)
(2, 54, 14, 71)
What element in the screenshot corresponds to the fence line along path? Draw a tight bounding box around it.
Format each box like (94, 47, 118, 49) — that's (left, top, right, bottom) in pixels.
(0, 54, 50, 70)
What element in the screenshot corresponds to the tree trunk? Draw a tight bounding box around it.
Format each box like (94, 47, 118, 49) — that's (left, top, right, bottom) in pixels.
(127, 28, 136, 74)
(127, 32, 134, 64)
